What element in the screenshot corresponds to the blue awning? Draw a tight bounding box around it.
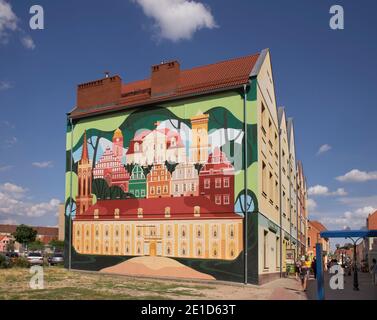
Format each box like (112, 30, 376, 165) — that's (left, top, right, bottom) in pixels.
(320, 230, 377, 239)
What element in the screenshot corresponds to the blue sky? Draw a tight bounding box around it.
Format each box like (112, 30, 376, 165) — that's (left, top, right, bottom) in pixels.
(0, 0, 376, 234)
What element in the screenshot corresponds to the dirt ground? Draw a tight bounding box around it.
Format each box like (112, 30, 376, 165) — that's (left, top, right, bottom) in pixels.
(0, 266, 307, 300)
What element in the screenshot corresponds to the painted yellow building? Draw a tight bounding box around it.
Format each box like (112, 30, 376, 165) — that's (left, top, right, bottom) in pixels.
(73, 217, 243, 260)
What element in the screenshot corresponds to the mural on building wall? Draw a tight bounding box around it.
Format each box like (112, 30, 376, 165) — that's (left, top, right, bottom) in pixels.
(65, 102, 258, 281)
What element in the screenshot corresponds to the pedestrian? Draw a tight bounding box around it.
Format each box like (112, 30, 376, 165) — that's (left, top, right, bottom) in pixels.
(311, 257, 317, 279)
(300, 256, 311, 291)
(371, 258, 377, 286)
(295, 259, 301, 280)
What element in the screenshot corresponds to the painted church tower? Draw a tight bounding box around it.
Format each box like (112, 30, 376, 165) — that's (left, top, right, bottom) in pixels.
(190, 114, 210, 164)
(112, 128, 124, 162)
(76, 130, 93, 215)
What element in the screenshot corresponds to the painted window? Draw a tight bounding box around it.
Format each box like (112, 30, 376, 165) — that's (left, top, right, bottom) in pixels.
(204, 179, 210, 189)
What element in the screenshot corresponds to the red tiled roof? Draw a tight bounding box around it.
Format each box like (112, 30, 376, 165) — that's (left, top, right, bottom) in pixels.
(0, 224, 58, 237)
(309, 221, 327, 232)
(368, 210, 377, 230)
(74, 196, 241, 221)
(70, 53, 260, 119)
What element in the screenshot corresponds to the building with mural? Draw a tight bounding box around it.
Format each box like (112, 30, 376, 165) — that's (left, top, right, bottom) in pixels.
(65, 49, 309, 284)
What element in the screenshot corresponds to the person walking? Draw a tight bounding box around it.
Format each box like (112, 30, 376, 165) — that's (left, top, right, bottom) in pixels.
(371, 258, 377, 286)
(300, 256, 311, 291)
(311, 257, 317, 279)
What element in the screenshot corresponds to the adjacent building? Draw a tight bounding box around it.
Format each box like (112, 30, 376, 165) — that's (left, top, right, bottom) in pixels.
(307, 220, 330, 267)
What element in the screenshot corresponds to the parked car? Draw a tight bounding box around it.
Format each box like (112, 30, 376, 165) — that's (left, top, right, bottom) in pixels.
(5, 252, 19, 263)
(48, 252, 64, 266)
(27, 252, 44, 266)
(0, 253, 11, 268)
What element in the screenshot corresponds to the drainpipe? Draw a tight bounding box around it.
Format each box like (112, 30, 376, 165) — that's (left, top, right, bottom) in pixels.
(278, 128, 283, 277)
(243, 84, 248, 285)
(68, 117, 74, 270)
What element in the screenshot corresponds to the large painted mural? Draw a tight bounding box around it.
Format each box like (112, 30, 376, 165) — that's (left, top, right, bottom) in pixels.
(65, 91, 259, 282)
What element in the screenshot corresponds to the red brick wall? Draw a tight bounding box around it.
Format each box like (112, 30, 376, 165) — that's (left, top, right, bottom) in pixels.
(77, 75, 122, 109)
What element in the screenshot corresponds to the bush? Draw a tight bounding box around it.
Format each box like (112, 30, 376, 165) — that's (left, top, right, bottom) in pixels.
(0, 254, 11, 269)
(12, 256, 30, 268)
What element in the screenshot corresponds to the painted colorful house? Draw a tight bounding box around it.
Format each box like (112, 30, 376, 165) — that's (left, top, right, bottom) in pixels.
(147, 164, 172, 199)
(65, 49, 308, 284)
(171, 163, 199, 197)
(128, 164, 147, 198)
(93, 129, 130, 192)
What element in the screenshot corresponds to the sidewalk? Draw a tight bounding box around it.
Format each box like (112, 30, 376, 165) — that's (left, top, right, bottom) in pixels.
(263, 276, 307, 300)
(306, 272, 377, 300)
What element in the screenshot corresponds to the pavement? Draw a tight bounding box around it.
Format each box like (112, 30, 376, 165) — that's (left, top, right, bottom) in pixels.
(263, 276, 308, 300)
(306, 271, 377, 300)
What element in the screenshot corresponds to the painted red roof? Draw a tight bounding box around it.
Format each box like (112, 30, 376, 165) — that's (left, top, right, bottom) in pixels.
(70, 53, 260, 119)
(74, 196, 241, 221)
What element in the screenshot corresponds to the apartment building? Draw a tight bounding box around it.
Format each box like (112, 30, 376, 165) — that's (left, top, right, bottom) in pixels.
(65, 48, 308, 284)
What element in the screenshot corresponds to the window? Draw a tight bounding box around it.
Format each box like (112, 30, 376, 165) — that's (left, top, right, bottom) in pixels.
(141, 190, 145, 197)
(135, 190, 139, 197)
(307, 237, 311, 247)
(163, 185, 168, 194)
(223, 194, 230, 205)
(215, 195, 221, 205)
(215, 178, 221, 188)
(262, 161, 267, 195)
(204, 179, 210, 189)
(264, 230, 269, 269)
(261, 103, 266, 134)
(150, 187, 155, 195)
(157, 186, 161, 195)
(269, 172, 273, 202)
(223, 177, 230, 188)
(276, 236, 280, 270)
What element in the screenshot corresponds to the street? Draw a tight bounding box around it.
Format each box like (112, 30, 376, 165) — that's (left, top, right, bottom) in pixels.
(306, 271, 377, 300)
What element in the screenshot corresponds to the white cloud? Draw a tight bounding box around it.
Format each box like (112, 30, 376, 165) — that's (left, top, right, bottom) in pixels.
(3, 136, 17, 146)
(319, 206, 376, 230)
(337, 195, 377, 209)
(307, 198, 317, 211)
(133, 0, 217, 41)
(0, 182, 27, 194)
(0, 0, 17, 43)
(0, 1, 36, 49)
(0, 80, 13, 90)
(336, 169, 377, 183)
(32, 161, 53, 168)
(0, 165, 13, 172)
(308, 184, 347, 197)
(20, 35, 35, 50)
(0, 218, 18, 225)
(0, 183, 60, 218)
(317, 144, 332, 155)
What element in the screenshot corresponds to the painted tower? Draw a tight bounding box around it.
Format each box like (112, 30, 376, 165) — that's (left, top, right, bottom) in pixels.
(112, 128, 123, 162)
(190, 114, 210, 164)
(76, 131, 93, 215)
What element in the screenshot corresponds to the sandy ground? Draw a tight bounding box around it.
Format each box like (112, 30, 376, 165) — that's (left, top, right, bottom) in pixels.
(100, 256, 215, 280)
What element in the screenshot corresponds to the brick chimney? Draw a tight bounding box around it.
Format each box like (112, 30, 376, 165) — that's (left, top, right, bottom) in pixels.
(77, 75, 122, 109)
(151, 61, 180, 97)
